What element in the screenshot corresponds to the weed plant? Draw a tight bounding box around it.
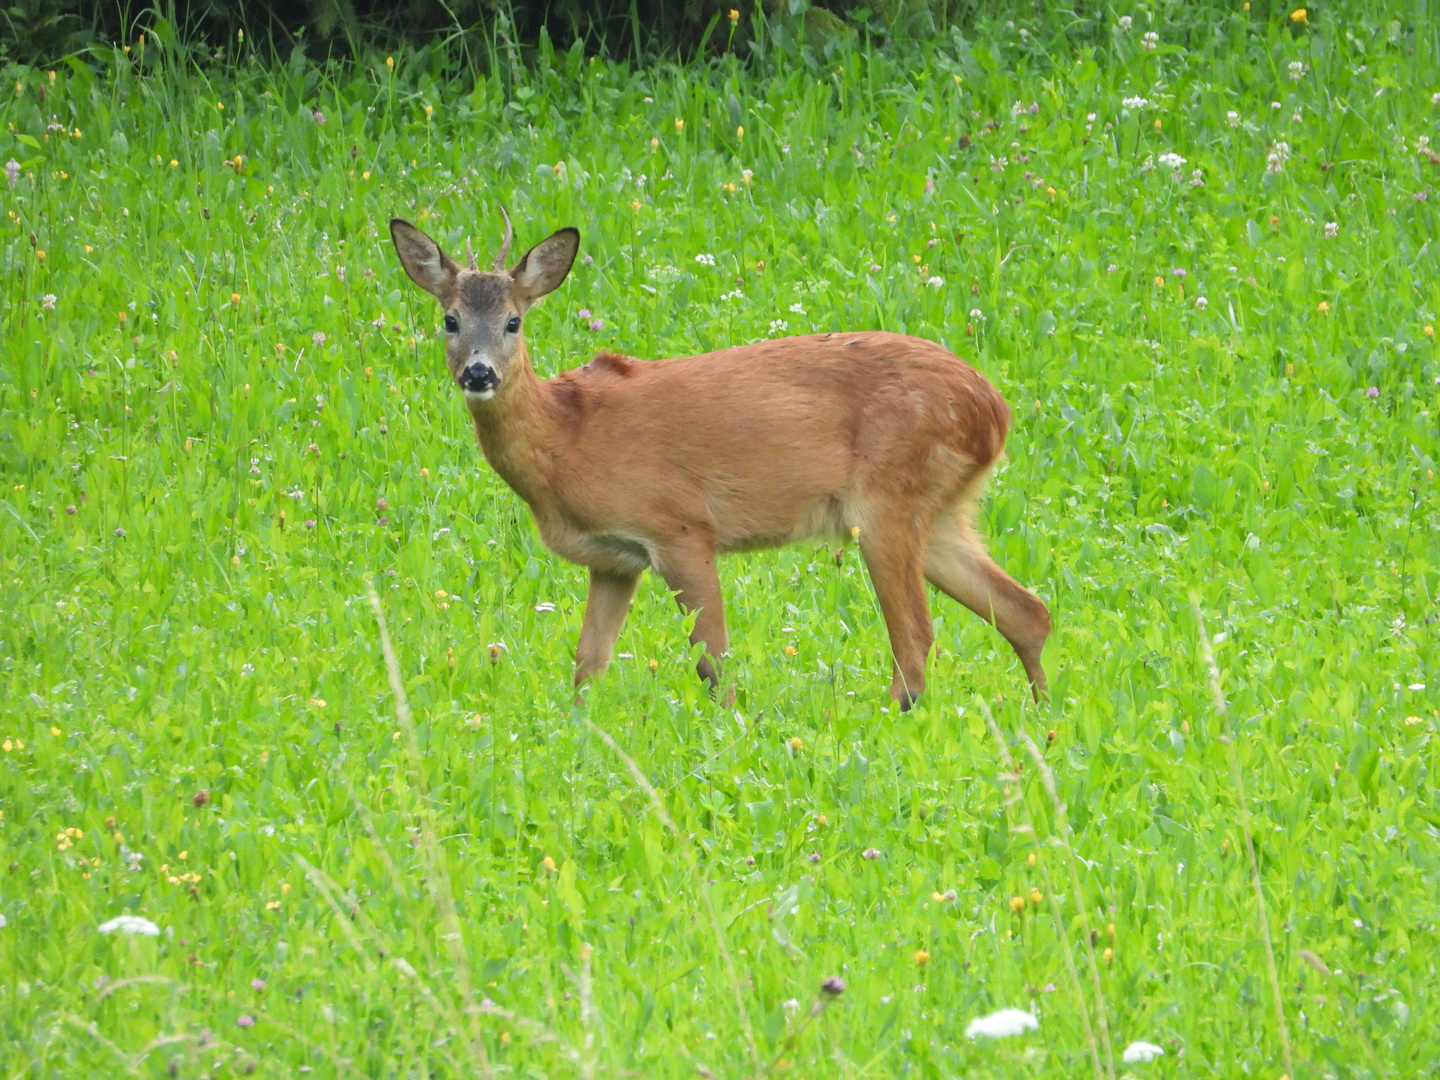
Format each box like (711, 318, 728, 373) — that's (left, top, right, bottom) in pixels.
(1, 4, 1437, 1077)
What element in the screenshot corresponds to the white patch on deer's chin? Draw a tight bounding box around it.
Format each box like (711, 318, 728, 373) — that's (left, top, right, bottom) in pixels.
(463, 387, 496, 402)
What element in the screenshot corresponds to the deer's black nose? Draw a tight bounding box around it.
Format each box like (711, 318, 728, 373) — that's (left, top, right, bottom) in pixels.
(459, 362, 499, 394)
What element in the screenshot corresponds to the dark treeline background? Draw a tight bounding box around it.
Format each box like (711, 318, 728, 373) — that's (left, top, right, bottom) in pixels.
(0, 0, 1279, 67)
(3, 0, 971, 63)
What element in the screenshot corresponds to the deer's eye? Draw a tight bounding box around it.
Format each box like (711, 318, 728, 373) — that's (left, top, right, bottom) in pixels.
(505, 316, 521, 335)
(444, 314, 459, 333)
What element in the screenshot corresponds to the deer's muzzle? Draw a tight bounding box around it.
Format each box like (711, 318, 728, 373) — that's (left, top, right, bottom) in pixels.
(459, 361, 500, 399)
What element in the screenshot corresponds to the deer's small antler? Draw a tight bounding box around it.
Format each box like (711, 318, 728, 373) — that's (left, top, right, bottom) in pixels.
(492, 205, 514, 272)
(465, 237, 477, 271)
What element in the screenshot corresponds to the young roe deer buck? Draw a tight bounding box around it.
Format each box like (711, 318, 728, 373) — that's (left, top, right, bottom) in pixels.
(389, 213, 1050, 708)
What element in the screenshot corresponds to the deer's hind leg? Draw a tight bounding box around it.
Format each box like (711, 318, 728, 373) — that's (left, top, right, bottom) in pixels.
(857, 518, 934, 711)
(924, 499, 1050, 701)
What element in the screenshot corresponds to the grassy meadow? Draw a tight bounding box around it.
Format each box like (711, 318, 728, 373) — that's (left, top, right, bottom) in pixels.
(2, 4, 1439, 1076)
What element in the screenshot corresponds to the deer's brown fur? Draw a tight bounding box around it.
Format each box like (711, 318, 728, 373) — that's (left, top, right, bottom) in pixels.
(390, 216, 1050, 707)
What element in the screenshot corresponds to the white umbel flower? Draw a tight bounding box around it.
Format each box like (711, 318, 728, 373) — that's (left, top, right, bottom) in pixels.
(965, 1008, 1039, 1039)
(98, 915, 161, 937)
(1121, 1041, 1166, 1063)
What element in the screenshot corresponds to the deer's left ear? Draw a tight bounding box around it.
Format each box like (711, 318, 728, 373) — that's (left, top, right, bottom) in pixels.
(512, 227, 580, 304)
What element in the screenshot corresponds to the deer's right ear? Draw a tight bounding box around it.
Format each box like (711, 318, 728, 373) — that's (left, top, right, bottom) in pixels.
(389, 218, 460, 302)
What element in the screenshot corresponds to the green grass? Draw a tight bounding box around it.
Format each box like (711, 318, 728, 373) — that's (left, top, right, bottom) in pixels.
(2, 5, 1438, 1077)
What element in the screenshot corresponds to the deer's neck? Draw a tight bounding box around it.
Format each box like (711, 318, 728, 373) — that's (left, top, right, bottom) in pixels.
(469, 350, 559, 511)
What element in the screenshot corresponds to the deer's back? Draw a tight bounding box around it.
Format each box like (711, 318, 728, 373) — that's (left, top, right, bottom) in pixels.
(537, 332, 1010, 550)
(555, 331, 1008, 466)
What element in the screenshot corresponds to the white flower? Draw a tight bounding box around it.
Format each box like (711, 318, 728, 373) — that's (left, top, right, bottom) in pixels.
(1266, 141, 1291, 173)
(768, 319, 789, 332)
(1291, 109, 1303, 124)
(788, 303, 806, 314)
(720, 289, 743, 302)
(1086, 111, 1097, 122)
(311, 331, 326, 347)
(1433, 92, 1440, 106)
(4, 158, 19, 186)
(1417, 135, 1431, 152)
(0, 913, 7, 928)
(694, 253, 716, 267)
(1122, 95, 1150, 110)
(98, 915, 161, 937)
(1157, 151, 1186, 170)
(1117, 15, 1132, 30)
(1325, 221, 1339, 238)
(1191, 168, 1206, 188)
(926, 276, 945, 288)
(534, 602, 557, 613)
(42, 293, 57, 310)
(1121, 1041, 1166, 1064)
(965, 1009, 1039, 1039)
(1141, 30, 1158, 51)
(969, 308, 985, 319)
(1226, 110, 1240, 127)
(1195, 296, 1208, 309)
(1288, 60, 1306, 81)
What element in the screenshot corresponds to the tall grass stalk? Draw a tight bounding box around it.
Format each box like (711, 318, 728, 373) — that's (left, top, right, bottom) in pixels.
(368, 583, 494, 1076)
(982, 701, 1107, 1080)
(1193, 598, 1294, 1080)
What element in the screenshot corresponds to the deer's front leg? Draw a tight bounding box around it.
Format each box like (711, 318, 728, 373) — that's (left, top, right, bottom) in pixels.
(574, 567, 642, 687)
(653, 542, 730, 694)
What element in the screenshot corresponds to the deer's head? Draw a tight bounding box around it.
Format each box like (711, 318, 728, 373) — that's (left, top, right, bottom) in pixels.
(389, 214, 579, 403)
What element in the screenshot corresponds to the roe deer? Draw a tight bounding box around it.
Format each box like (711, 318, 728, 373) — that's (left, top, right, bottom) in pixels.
(389, 214, 1050, 708)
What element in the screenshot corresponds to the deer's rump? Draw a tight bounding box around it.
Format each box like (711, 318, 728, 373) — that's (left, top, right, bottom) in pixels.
(546, 332, 1011, 552)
